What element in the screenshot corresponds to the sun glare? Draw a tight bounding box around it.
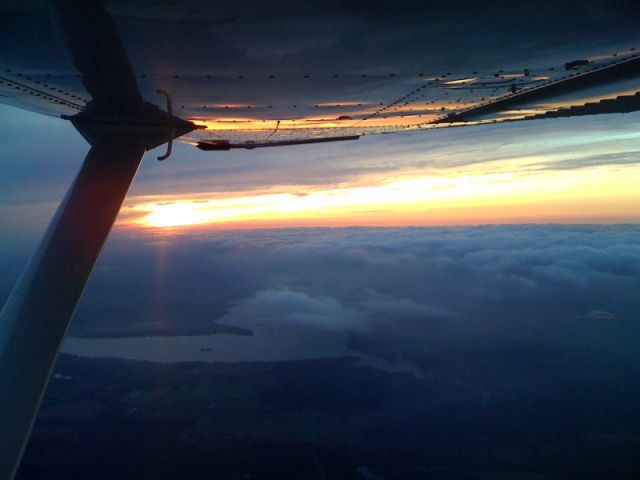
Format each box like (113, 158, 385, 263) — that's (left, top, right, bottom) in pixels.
(142, 203, 210, 228)
(125, 163, 640, 230)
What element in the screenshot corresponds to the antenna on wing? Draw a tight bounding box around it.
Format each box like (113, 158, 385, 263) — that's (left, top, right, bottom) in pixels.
(263, 119, 281, 142)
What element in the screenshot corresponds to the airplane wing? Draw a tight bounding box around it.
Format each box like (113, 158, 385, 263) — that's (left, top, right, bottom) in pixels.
(1, 2, 639, 149)
(3, 44, 639, 146)
(183, 49, 640, 147)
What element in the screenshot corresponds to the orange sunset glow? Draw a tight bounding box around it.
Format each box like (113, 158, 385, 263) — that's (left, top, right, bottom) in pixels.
(120, 161, 640, 230)
(189, 112, 446, 132)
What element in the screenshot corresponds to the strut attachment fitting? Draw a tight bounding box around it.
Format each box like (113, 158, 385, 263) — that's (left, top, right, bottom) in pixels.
(156, 89, 174, 161)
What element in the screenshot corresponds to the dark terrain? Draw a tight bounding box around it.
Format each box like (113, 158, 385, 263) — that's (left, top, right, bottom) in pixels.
(17, 353, 640, 479)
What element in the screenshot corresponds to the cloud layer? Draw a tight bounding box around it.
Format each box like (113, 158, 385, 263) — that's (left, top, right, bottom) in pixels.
(4, 224, 623, 371)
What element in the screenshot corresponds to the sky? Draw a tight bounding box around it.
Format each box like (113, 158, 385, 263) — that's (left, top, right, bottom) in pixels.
(1, 104, 639, 241)
(124, 115, 640, 229)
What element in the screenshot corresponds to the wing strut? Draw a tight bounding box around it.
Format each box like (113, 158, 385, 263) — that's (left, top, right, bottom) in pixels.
(156, 89, 175, 161)
(0, 0, 197, 477)
(0, 142, 145, 479)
